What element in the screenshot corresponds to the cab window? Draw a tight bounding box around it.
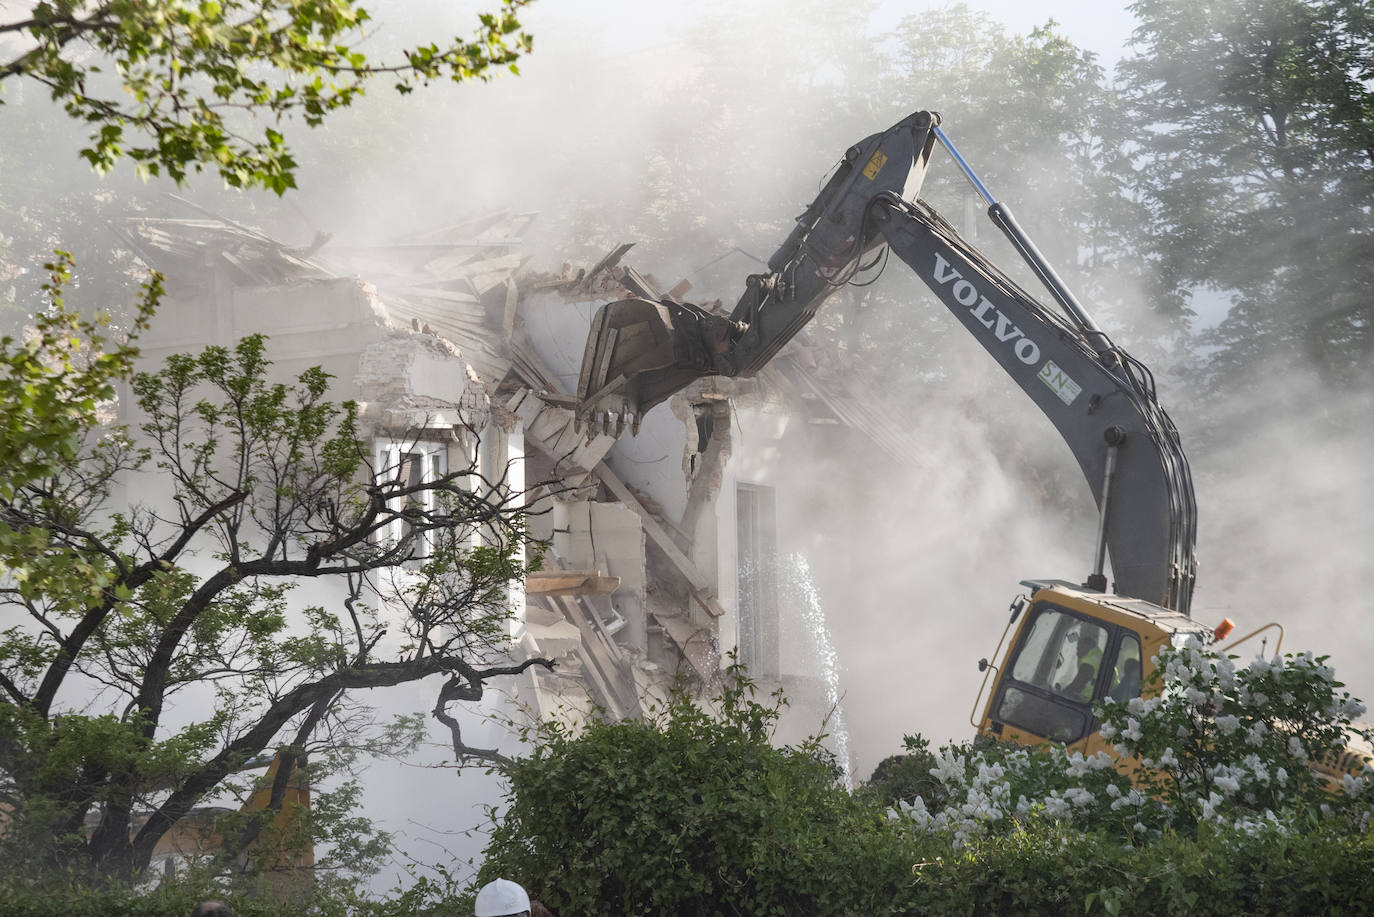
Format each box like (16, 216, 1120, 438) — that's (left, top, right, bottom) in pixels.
(1106, 632, 1143, 704)
(992, 607, 1111, 744)
(1007, 609, 1108, 699)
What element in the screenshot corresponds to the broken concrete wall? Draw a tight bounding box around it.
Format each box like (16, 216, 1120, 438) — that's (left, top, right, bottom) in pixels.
(135, 275, 391, 398)
(517, 289, 691, 524)
(553, 500, 648, 653)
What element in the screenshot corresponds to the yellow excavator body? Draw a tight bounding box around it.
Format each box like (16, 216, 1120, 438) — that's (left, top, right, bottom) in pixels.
(973, 580, 1211, 757)
(974, 581, 1373, 784)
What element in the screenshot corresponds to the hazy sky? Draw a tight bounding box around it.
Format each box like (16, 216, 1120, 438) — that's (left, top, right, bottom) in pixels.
(877, 0, 1141, 63)
(526, 0, 1142, 66)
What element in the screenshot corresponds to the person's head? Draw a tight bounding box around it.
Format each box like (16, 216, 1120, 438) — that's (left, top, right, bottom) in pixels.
(190, 902, 234, 917)
(474, 878, 531, 917)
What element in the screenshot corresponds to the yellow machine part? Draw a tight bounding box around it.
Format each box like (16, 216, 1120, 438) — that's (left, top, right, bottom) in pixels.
(974, 583, 1373, 787)
(974, 582, 1207, 758)
(243, 753, 314, 871)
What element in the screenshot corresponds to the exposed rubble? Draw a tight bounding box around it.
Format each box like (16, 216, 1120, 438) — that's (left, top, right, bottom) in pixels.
(119, 203, 925, 736)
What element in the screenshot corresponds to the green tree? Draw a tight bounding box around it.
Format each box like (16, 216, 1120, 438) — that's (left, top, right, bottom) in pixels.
(0, 0, 536, 333)
(0, 0, 534, 193)
(1121, 0, 1374, 386)
(0, 270, 549, 881)
(878, 7, 1180, 354)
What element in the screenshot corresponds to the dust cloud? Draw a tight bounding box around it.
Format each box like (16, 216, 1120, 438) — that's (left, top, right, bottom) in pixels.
(8, 0, 1369, 886)
(251, 0, 1373, 774)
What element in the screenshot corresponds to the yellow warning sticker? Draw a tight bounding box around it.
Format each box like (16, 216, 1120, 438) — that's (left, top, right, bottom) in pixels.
(862, 150, 888, 180)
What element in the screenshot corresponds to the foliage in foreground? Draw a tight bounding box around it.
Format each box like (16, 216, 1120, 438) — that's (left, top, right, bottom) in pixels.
(5, 646, 1374, 915)
(476, 665, 913, 916)
(3, 823, 1374, 917)
(890, 644, 1374, 847)
(473, 645, 1374, 916)
(0, 0, 535, 193)
(0, 264, 542, 881)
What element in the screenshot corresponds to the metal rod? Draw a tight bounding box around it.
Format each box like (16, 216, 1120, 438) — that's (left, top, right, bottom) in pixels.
(931, 125, 997, 207)
(1091, 445, 1118, 581)
(1221, 622, 1286, 658)
(932, 125, 1111, 351)
(1089, 429, 1126, 590)
(987, 202, 1108, 345)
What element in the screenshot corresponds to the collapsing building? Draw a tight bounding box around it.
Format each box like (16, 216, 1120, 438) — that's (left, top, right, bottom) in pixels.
(116, 207, 918, 766)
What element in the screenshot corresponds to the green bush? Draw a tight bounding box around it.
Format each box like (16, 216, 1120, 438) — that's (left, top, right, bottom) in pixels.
(899, 821, 1374, 916)
(475, 666, 915, 916)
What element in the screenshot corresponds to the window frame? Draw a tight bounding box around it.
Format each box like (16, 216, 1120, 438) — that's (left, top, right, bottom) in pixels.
(735, 482, 778, 677)
(989, 601, 1139, 744)
(374, 438, 451, 560)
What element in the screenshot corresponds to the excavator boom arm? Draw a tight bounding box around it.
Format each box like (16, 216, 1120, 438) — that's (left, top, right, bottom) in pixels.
(576, 110, 1197, 612)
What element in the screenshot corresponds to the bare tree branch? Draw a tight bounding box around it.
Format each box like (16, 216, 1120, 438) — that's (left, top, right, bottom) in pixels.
(431, 657, 556, 770)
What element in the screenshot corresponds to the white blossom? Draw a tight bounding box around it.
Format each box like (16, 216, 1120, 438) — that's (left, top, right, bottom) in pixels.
(1242, 754, 1270, 785)
(1214, 773, 1241, 795)
(896, 796, 932, 828)
(1216, 657, 1237, 691)
(930, 751, 966, 786)
(1127, 696, 1160, 716)
(1065, 787, 1095, 808)
(1245, 722, 1267, 747)
(1043, 792, 1070, 819)
(1215, 714, 1241, 735)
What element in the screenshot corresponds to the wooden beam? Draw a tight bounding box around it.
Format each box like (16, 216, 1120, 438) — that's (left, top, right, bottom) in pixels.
(526, 570, 621, 596)
(593, 463, 726, 618)
(654, 613, 717, 683)
(550, 595, 640, 719)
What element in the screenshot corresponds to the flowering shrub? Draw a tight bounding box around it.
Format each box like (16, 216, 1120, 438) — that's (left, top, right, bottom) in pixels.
(890, 643, 1374, 846)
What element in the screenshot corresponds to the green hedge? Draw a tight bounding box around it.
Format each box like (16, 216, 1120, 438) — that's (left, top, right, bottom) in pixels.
(901, 823, 1374, 916)
(3, 824, 1370, 916)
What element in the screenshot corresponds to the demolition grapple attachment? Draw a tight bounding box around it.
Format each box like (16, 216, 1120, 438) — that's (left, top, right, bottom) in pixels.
(575, 297, 736, 437)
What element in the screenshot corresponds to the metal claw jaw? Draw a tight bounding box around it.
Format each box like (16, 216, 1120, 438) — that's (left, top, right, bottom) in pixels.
(574, 296, 711, 440)
(573, 398, 640, 440)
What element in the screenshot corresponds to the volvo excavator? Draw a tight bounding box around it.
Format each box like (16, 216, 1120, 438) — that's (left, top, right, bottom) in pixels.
(568, 110, 1326, 761)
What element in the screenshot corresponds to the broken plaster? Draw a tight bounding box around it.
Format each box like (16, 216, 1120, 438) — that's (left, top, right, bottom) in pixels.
(354, 329, 491, 433)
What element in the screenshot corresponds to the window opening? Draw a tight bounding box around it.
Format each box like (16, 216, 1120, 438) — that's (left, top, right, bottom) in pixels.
(736, 483, 777, 676)
(375, 440, 449, 559)
(1106, 632, 1143, 704)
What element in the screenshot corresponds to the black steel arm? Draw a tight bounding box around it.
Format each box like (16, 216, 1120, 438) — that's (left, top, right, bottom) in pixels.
(576, 110, 1197, 611)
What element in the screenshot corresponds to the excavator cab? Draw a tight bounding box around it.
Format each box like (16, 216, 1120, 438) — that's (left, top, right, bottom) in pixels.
(972, 581, 1211, 756)
(976, 582, 1374, 786)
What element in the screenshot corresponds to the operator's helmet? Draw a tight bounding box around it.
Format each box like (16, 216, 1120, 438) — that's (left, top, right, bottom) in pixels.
(474, 878, 531, 917)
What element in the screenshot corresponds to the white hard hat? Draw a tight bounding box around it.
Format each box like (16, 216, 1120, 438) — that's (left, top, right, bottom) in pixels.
(473, 878, 531, 917)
